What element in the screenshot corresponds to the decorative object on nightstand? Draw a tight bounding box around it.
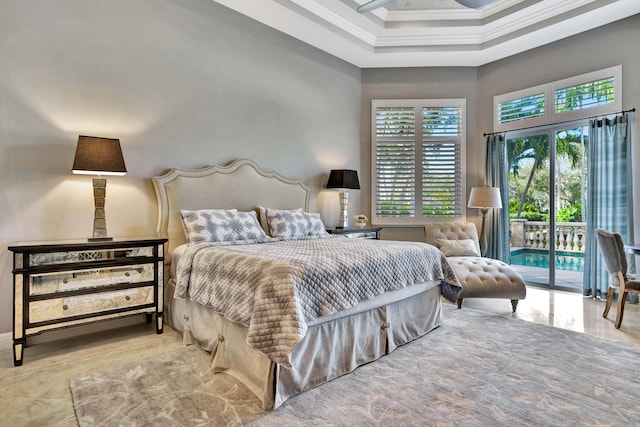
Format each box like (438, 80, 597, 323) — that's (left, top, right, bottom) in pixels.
(8, 237, 167, 366)
(326, 169, 360, 228)
(72, 135, 127, 241)
(327, 226, 382, 240)
(467, 186, 502, 255)
(354, 214, 368, 228)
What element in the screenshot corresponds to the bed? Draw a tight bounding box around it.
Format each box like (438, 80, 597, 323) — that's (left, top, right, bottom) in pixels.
(152, 159, 461, 409)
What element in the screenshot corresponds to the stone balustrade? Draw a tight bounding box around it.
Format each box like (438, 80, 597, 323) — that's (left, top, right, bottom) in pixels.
(510, 219, 586, 253)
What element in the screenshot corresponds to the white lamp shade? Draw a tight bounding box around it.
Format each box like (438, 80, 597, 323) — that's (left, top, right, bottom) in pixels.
(468, 186, 502, 209)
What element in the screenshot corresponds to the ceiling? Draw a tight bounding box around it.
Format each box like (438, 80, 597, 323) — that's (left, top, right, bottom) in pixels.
(210, 0, 640, 68)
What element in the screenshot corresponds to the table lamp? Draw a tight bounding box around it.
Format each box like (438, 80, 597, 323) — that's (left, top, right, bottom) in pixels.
(72, 135, 127, 241)
(326, 169, 360, 228)
(467, 186, 502, 255)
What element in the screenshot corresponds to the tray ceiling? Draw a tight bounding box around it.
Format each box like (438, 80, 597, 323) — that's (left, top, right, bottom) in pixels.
(211, 0, 640, 67)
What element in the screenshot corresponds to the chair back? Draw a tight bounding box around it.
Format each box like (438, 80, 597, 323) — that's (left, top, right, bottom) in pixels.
(424, 222, 481, 255)
(595, 228, 627, 275)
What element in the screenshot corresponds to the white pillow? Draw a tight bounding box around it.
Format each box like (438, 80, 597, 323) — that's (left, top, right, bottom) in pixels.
(180, 209, 266, 243)
(437, 239, 480, 257)
(266, 209, 327, 238)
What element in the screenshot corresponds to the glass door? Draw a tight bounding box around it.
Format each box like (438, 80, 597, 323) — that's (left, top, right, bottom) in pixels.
(507, 124, 588, 291)
(552, 126, 587, 290)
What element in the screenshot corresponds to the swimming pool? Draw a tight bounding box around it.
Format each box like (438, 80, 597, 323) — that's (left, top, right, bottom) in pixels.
(510, 249, 584, 272)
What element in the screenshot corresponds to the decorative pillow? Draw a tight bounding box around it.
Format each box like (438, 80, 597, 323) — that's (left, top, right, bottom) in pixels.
(180, 209, 267, 243)
(257, 206, 270, 235)
(437, 239, 480, 257)
(266, 209, 327, 238)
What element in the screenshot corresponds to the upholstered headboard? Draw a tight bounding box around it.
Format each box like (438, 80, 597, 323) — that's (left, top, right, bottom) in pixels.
(424, 222, 481, 256)
(152, 159, 311, 259)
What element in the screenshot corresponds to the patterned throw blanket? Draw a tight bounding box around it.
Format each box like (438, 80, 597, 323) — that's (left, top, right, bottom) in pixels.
(174, 236, 461, 367)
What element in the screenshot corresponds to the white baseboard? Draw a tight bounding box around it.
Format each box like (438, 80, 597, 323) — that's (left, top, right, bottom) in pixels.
(0, 332, 11, 351)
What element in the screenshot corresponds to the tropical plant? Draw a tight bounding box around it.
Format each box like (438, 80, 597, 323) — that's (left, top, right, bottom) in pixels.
(507, 132, 583, 218)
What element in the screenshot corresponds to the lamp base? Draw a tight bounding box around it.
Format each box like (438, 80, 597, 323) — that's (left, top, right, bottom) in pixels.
(336, 191, 350, 228)
(92, 178, 110, 240)
(478, 208, 488, 256)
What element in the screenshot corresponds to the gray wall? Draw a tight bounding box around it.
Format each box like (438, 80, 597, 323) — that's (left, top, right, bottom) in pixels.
(361, 14, 640, 243)
(477, 13, 640, 243)
(360, 67, 478, 242)
(0, 0, 361, 334)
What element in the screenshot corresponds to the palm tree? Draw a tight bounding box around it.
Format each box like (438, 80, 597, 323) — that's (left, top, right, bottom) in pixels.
(508, 133, 582, 218)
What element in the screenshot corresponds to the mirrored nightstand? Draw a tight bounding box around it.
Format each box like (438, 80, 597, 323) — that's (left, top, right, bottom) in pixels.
(8, 237, 167, 366)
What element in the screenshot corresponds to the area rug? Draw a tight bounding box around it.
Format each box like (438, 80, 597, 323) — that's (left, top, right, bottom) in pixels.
(70, 305, 640, 426)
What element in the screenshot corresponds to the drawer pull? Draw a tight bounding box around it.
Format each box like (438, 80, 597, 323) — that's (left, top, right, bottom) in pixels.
(62, 304, 68, 310)
(125, 296, 131, 301)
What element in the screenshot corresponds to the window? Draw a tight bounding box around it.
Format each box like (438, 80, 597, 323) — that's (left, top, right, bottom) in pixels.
(372, 99, 466, 225)
(494, 65, 621, 132)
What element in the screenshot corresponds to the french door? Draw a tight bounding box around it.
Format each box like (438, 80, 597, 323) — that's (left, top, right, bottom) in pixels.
(506, 123, 588, 290)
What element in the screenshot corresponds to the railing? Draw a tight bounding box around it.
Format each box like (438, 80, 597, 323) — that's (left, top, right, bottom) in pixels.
(510, 219, 586, 253)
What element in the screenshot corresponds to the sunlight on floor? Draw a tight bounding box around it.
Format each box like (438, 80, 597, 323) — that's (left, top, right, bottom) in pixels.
(458, 286, 640, 346)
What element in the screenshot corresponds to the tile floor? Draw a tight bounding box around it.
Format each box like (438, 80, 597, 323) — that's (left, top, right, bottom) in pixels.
(2, 286, 640, 426)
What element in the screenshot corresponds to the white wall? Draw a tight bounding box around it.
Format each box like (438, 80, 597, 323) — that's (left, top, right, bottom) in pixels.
(0, 0, 361, 334)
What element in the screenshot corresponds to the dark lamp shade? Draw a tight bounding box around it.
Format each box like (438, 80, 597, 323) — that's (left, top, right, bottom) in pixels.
(326, 169, 360, 190)
(72, 135, 127, 176)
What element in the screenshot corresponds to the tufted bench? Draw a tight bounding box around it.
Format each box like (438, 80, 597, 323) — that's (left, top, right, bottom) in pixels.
(425, 222, 526, 312)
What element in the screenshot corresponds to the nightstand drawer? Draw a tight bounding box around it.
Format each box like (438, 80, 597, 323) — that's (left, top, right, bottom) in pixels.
(29, 264, 155, 296)
(27, 246, 154, 267)
(341, 231, 379, 239)
(326, 227, 382, 240)
(29, 285, 154, 323)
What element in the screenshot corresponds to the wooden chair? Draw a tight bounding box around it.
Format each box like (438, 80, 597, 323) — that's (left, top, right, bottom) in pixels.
(595, 228, 640, 329)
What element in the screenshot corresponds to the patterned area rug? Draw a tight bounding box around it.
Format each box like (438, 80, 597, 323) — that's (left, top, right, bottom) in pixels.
(70, 305, 640, 426)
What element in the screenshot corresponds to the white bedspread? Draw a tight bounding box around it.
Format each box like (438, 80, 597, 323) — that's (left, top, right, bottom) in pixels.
(174, 236, 460, 367)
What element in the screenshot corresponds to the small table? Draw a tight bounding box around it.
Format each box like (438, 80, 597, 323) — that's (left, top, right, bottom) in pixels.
(326, 226, 382, 240)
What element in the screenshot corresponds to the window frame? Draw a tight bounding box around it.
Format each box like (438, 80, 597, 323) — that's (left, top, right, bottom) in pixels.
(494, 65, 621, 132)
(371, 98, 467, 226)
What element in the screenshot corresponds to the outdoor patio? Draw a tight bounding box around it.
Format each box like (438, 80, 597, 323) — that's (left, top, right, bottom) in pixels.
(510, 264, 583, 292)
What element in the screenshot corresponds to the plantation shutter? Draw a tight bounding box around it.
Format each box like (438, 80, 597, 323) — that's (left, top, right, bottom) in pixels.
(374, 106, 416, 218)
(494, 65, 621, 131)
(554, 76, 615, 113)
(372, 100, 466, 225)
(497, 93, 545, 124)
(422, 106, 463, 217)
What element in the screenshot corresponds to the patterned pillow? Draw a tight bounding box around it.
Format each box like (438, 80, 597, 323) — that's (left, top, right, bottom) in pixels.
(180, 209, 267, 243)
(258, 206, 304, 236)
(437, 239, 480, 257)
(266, 209, 327, 238)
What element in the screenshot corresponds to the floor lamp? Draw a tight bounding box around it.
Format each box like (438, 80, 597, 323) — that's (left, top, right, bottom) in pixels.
(468, 186, 502, 256)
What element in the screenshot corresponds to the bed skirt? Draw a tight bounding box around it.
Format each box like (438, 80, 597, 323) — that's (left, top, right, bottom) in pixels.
(165, 279, 442, 410)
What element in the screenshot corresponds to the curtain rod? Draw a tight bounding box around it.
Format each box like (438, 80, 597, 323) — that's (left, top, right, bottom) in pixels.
(483, 107, 636, 137)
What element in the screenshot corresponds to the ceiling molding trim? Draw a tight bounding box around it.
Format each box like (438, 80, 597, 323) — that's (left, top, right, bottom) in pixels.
(290, 0, 378, 44)
(209, 0, 640, 68)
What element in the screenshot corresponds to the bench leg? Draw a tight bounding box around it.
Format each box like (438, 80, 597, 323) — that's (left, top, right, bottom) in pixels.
(511, 299, 519, 313)
(457, 297, 463, 309)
